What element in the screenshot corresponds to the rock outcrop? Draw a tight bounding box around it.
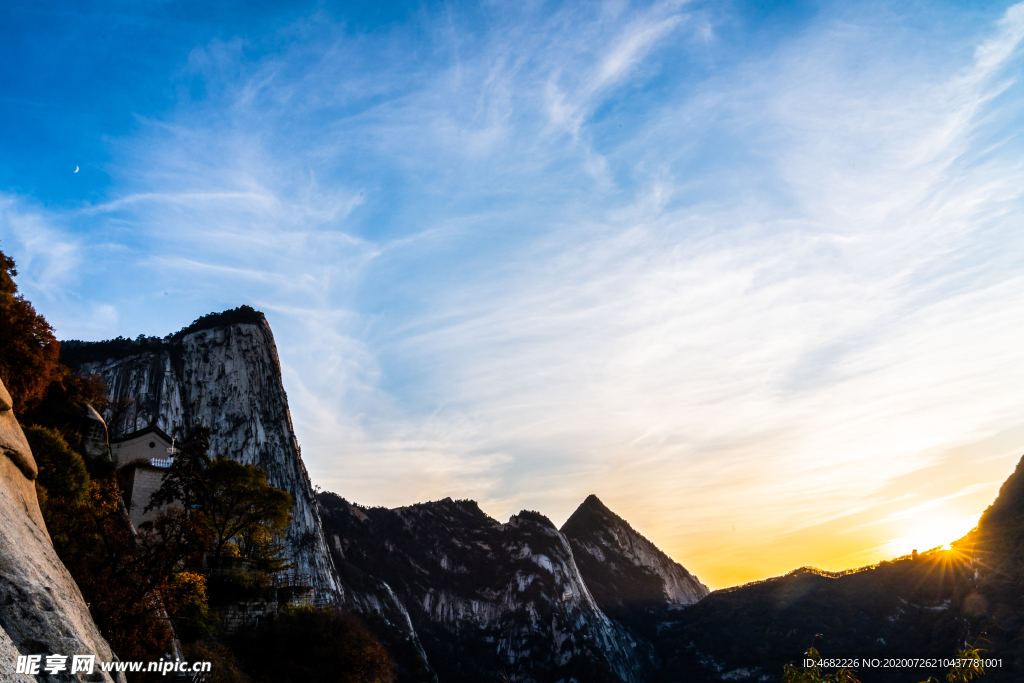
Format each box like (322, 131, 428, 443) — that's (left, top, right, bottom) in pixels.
(560, 495, 709, 617)
(63, 308, 340, 602)
(0, 377, 125, 683)
(318, 493, 649, 683)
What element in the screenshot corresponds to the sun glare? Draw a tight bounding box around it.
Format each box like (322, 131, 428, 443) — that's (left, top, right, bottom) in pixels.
(884, 514, 976, 558)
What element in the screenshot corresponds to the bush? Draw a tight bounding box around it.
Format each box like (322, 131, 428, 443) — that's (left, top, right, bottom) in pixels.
(164, 571, 217, 642)
(183, 641, 252, 683)
(230, 607, 395, 683)
(23, 426, 91, 519)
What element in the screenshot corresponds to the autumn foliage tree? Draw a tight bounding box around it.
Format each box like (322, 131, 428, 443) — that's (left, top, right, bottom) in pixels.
(204, 460, 292, 565)
(42, 475, 213, 661)
(0, 249, 64, 413)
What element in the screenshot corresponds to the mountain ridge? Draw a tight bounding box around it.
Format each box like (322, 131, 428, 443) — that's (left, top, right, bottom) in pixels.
(318, 491, 651, 683)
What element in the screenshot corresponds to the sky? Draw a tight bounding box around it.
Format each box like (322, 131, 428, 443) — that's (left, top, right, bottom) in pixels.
(3, 0, 1024, 588)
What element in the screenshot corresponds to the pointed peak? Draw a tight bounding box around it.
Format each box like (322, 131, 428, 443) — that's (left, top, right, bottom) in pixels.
(574, 493, 619, 519)
(581, 494, 609, 511)
(560, 494, 626, 535)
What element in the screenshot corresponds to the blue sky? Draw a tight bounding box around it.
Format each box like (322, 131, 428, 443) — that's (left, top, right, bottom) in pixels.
(4, 0, 1024, 586)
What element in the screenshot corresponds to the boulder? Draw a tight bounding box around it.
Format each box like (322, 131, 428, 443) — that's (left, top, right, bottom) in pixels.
(0, 377, 125, 682)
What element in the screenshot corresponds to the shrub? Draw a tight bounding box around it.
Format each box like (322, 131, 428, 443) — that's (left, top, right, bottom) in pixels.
(230, 607, 395, 683)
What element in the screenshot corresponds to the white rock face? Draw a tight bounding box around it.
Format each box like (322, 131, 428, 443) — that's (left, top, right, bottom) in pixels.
(0, 378, 125, 683)
(73, 320, 340, 601)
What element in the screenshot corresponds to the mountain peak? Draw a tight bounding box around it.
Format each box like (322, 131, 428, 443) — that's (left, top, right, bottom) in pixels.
(563, 494, 624, 536)
(561, 496, 709, 614)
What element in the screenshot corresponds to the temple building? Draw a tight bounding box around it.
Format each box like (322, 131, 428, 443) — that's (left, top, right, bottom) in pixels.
(111, 425, 176, 526)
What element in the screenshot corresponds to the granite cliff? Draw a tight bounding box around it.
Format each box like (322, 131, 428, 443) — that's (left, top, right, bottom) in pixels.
(0, 377, 125, 683)
(318, 494, 654, 683)
(62, 308, 339, 602)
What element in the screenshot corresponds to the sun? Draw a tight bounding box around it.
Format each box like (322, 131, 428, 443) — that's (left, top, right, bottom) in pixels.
(884, 513, 975, 557)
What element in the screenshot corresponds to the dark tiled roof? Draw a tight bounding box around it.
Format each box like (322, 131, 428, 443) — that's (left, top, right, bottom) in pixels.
(110, 424, 174, 445)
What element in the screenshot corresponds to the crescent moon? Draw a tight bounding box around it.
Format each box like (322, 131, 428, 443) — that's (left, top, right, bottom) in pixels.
(74, 166, 79, 173)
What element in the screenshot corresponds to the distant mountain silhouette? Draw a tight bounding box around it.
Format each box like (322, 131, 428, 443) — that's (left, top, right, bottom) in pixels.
(653, 455, 1024, 683)
(561, 494, 708, 617)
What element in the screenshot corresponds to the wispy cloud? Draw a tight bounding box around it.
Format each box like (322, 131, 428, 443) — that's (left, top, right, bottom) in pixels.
(0, 196, 82, 301)
(4, 0, 1024, 587)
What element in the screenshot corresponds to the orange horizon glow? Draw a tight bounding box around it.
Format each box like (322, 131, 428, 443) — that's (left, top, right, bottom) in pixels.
(561, 437, 1020, 591)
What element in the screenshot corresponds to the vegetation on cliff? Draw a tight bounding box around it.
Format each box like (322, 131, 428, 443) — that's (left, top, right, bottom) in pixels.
(59, 305, 266, 367)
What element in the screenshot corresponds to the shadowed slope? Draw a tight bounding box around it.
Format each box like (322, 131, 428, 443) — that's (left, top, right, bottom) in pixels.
(560, 495, 708, 618)
(318, 492, 647, 683)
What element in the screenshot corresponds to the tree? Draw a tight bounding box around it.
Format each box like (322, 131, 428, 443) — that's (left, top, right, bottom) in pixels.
(146, 427, 293, 568)
(0, 249, 64, 413)
(163, 570, 217, 643)
(203, 459, 292, 563)
(23, 425, 91, 524)
(44, 477, 212, 662)
(146, 427, 213, 513)
(236, 513, 291, 571)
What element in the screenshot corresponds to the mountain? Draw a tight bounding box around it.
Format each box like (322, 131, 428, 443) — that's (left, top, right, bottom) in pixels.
(951, 454, 1024, 677)
(317, 493, 650, 683)
(560, 495, 708, 618)
(652, 457, 1024, 683)
(62, 307, 340, 602)
(656, 558, 968, 682)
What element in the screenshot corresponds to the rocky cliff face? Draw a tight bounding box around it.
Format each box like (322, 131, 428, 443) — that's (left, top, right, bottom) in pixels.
(318, 493, 651, 683)
(64, 309, 339, 601)
(560, 495, 708, 618)
(0, 378, 125, 683)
